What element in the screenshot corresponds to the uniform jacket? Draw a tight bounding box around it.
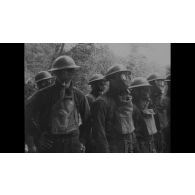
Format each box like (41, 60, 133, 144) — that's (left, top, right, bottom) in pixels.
(91, 91, 134, 152)
(132, 104, 155, 142)
(86, 93, 96, 109)
(25, 81, 90, 144)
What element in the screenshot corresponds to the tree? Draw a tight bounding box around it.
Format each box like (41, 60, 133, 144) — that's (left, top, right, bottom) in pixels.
(25, 43, 169, 96)
(64, 43, 117, 94)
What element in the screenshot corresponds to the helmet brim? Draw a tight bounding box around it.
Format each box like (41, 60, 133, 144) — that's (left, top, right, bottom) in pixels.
(49, 65, 80, 72)
(148, 77, 166, 82)
(35, 76, 55, 83)
(129, 84, 151, 89)
(88, 78, 105, 85)
(105, 70, 131, 79)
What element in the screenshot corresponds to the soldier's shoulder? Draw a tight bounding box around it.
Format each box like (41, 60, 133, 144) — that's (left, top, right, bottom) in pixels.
(73, 87, 85, 97)
(25, 90, 39, 104)
(26, 84, 55, 104)
(38, 83, 55, 93)
(86, 93, 95, 101)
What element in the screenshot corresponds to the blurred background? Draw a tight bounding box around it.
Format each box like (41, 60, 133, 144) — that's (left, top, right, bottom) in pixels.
(24, 43, 170, 97)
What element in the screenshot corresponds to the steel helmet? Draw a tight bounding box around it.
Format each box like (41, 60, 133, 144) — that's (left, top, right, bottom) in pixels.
(35, 71, 54, 83)
(165, 74, 171, 82)
(88, 73, 105, 84)
(105, 64, 131, 79)
(147, 73, 165, 82)
(129, 77, 151, 89)
(49, 55, 80, 72)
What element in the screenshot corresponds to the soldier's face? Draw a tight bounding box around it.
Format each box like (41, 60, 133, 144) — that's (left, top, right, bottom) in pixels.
(93, 80, 106, 92)
(135, 87, 151, 110)
(55, 69, 76, 83)
(37, 79, 52, 90)
(155, 79, 165, 93)
(139, 95, 150, 110)
(109, 72, 131, 91)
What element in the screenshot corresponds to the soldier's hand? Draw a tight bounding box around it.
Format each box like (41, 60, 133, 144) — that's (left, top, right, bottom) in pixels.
(80, 143, 86, 153)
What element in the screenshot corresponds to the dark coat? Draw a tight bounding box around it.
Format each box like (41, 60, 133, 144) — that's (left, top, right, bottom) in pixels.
(25, 81, 90, 146)
(86, 93, 96, 109)
(91, 91, 135, 153)
(132, 104, 158, 152)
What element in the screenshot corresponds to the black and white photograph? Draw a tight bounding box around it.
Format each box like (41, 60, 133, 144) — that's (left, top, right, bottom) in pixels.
(1, 1, 195, 195)
(25, 43, 170, 153)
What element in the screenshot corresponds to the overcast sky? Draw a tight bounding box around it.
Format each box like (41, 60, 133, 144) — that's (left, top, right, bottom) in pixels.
(105, 43, 170, 67)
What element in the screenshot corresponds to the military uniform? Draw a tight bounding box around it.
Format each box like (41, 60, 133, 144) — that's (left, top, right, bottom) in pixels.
(85, 74, 105, 152)
(25, 55, 90, 153)
(91, 65, 137, 153)
(25, 71, 55, 152)
(130, 77, 158, 153)
(133, 105, 157, 152)
(147, 73, 168, 152)
(25, 81, 90, 152)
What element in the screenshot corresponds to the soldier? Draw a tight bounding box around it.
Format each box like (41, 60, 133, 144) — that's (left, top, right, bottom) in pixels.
(25, 55, 90, 153)
(25, 71, 54, 102)
(25, 71, 55, 152)
(85, 73, 106, 152)
(35, 71, 55, 90)
(147, 73, 168, 152)
(147, 73, 166, 96)
(130, 77, 158, 152)
(91, 64, 137, 153)
(86, 73, 106, 108)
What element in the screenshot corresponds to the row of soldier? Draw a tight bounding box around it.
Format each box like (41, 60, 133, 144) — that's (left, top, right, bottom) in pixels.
(25, 55, 170, 153)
